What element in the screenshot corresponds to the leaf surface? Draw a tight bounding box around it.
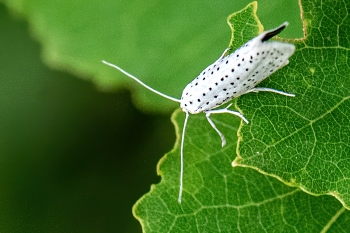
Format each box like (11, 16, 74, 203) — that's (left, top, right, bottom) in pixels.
(134, 2, 350, 231)
(4, 0, 349, 230)
(234, 0, 350, 209)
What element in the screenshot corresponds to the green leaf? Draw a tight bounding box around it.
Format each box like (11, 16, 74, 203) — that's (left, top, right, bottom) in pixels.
(133, 110, 348, 232)
(3, 0, 349, 230)
(134, 2, 350, 231)
(234, 0, 350, 209)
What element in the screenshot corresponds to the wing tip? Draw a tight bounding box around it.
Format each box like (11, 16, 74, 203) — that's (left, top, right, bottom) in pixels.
(261, 22, 289, 42)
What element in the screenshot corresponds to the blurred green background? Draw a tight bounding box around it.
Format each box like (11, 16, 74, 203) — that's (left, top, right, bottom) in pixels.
(0, 1, 301, 232)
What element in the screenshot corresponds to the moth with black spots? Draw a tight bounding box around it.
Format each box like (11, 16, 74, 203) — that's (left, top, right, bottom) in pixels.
(102, 22, 295, 203)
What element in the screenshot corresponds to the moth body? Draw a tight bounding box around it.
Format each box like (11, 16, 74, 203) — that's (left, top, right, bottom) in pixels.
(181, 22, 295, 114)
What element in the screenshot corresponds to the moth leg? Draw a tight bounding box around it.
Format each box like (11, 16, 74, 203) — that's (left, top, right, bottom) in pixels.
(219, 48, 231, 59)
(205, 104, 249, 147)
(206, 112, 227, 147)
(211, 48, 231, 64)
(282, 59, 289, 66)
(246, 87, 295, 97)
(210, 48, 231, 65)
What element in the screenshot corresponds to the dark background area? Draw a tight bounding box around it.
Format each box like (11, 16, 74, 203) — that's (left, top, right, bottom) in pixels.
(0, 4, 175, 232)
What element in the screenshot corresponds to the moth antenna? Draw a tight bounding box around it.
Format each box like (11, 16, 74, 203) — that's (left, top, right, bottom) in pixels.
(178, 111, 189, 203)
(102, 60, 181, 103)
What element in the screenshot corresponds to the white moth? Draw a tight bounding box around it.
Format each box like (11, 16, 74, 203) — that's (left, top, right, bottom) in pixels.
(102, 22, 295, 203)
